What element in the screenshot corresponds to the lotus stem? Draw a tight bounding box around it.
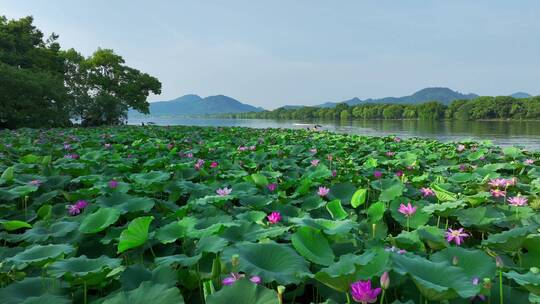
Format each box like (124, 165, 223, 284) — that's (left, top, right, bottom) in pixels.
(346, 292, 351, 304)
(499, 270, 503, 304)
(379, 290, 385, 304)
(84, 280, 87, 304)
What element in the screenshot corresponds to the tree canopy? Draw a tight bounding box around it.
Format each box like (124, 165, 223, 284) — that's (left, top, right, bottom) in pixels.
(0, 16, 161, 129)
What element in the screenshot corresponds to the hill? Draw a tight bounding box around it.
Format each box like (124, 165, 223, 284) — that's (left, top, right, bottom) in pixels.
(140, 94, 264, 116)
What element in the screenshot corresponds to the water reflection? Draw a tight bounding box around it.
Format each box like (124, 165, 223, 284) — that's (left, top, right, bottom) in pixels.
(128, 116, 540, 150)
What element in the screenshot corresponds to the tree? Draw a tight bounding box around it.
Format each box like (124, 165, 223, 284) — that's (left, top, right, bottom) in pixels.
(0, 16, 71, 128)
(64, 48, 161, 126)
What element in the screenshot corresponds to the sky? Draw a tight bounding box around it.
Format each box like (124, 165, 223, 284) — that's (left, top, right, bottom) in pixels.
(1, 0, 539, 109)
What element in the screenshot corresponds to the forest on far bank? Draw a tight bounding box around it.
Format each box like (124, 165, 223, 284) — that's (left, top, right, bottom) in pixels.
(221, 96, 540, 121)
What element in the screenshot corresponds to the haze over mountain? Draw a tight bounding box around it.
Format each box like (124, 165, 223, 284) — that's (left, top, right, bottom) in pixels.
(283, 88, 534, 109)
(132, 88, 535, 116)
(139, 94, 264, 116)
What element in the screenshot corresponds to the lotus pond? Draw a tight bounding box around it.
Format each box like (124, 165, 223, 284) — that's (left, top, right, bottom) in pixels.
(1, 126, 540, 304)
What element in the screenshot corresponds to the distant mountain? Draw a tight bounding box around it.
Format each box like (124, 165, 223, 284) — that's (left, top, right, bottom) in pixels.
(317, 87, 479, 108)
(510, 92, 532, 98)
(140, 94, 264, 116)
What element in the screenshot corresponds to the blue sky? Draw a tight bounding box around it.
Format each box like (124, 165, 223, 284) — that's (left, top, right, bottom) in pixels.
(1, 0, 539, 108)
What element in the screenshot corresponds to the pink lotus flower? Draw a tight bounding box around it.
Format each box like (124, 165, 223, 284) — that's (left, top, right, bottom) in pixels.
(457, 144, 466, 152)
(249, 145, 256, 151)
(459, 164, 467, 171)
(398, 203, 417, 217)
(64, 153, 79, 159)
(395, 171, 403, 177)
(332, 170, 337, 177)
(327, 154, 333, 161)
(508, 195, 528, 207)
(380, 272, 390, 290)
(317, 186, 330, 197)
(524, 159, 535, 165)
(394, 137, 401, 143)
(210, 161, 219, 168)
(222, 273, 261, 285)
(385, 151, 395, 157)
(186, 152, 193, 158)
(420, 187, 435, 197)
(108, 180, 118, 189)
(267, 183, 277, 191)
(167, 143, 174, 150)
(194, 159, 205, 170)
(29, 180, 41, 187)
(490, 189, 506, 198)
(63, 144, 72, 150)
(446, 228, 469, 246)
(267, 212, 281, 224)
(104, 143, 112, 149)
(311, 159, 320, 166)
(238, 146, 248, 151)
(385, 246, 406, 254)
(216, 187, 232, 196)
(67, 204, 81, 216)
(350, 280, 381, 304)
(310, 148, 317, 153)
(75, 200, 88, 209)
(373, 171, 382, 179)
(67, 200, 88, 216)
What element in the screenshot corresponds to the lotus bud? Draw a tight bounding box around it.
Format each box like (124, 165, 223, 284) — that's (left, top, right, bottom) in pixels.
(452, 256, 459, 266)
(531, 267, 539, 274)
(231, 254, 240, 270)
(495, 256, 504, 268)
(277, 285, 286, 295)
(380, 271, 390, 289)
(482, 278, 492, 289)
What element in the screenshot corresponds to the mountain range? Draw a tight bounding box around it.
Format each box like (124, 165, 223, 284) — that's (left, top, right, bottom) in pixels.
(140, 94, 264, 116)
(134, 88, 534, 116)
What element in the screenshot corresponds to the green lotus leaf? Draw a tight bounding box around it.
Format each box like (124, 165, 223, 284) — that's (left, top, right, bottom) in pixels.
(326, 199, 348, 220)
(350, 188, 367, 208)
(289, 217, 357, 235)
(102, 282, 184, 304)
(453, 206, 505, 228)
(223, 242, 310, 284)
(48, 255, 121, 279)
(504, 270, 540, 295)
(7, 244, 75, 269)
(206, 279, 278, 304)
(482, 224, 539, 252)
(0, 277, 69, 304)
(196, 235, 229, 254)
(8, 185, 38, 198)
(391, 253, 479, 300)
(222, 222, 290, 242)
(154, 254, 202, 267)
(291, 226, 335, 266)
(1, 220, 32, 231)
(117, 216, 154, 254)
(430, 247, 496, 280)
(329, 182, 357, 205)
(130, 171, 170, 186)
(379, 179, 404, 202)
(97, 193, 155, 214)
(315, 249, 389, 292)
(79, 207, 121, 234)
(250, 173, 269, 186)
(431, 183, 457, 202)
(416, 225, 447, 250)
(19, 221, 79, 243)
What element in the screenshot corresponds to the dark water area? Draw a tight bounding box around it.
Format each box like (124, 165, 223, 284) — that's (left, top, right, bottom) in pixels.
(128, 116, 540, 151)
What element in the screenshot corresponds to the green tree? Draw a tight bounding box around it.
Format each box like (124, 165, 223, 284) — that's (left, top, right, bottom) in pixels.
(64, 48, 161, 126)
(0, 16, 71, 128)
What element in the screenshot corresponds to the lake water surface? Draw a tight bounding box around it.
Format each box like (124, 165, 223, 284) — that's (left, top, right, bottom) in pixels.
(128, 116, 540, 151)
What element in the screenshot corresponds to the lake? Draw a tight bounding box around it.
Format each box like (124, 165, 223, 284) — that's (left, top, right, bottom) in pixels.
(128, 116, 540, 151)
